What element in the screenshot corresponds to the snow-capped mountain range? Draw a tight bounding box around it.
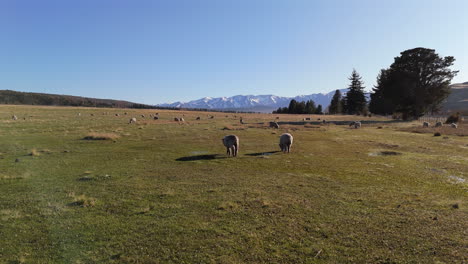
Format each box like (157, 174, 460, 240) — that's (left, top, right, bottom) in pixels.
(159, 89, 353, 113)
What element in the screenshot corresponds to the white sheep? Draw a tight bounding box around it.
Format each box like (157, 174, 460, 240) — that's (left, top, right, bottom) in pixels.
(423, 122, 430, 128)
(180, 117, 185, 122)
(129, 117, 137, 124)
(222, 135, 239, 157)
(349, 121, 356, 127)
(354, 121, 361, 129)
(451, 123, 458, 128)
(279, 133, 293, 153)
(12, 115, 18, 120)
(435, 121, 443, 127)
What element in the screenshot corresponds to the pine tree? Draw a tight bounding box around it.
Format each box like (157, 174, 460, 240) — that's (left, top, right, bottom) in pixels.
(328, 90, 343, 114)
(315, 105, 323, 114)
(370, 48, 458, 119)
(344, 69, 367, 115)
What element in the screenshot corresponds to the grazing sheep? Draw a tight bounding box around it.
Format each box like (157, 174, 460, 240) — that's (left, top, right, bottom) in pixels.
(196, 117, 201, 120)
(279, 133, 293, 153)
(210, 115, 214, 119)
(423, 122, 430, 128)
(269, 121, 280, 129)
(435, 121, 443, 127)
(115, 114, 119, 117)
(78, 113, 81, 116)
(240, 118, 244, 124)
(222, 135, 239, 157)
(180, 117, 185, 122)
(129, 117, 137, 124)
(174, 117, 180, 122)
(12, 115, 18, 120)
(153, 116, 159, 120)
(304, 117, 311, 121)
(451, 123, 458, 128)
(354, 121, 361, 129)
(141, 114, 145, 118)
(349, 121, 356, 127)
(90, 114, 94, 116)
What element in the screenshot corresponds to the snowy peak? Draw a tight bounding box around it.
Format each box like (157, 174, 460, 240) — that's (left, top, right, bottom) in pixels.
(159, 89, 348, 112)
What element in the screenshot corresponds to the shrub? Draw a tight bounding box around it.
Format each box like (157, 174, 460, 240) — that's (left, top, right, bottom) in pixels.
(445, 112, 460, 124)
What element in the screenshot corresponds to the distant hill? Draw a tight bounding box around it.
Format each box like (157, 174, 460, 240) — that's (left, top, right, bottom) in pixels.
(442, 82, 468, 114)
(0, 90, 158, 109)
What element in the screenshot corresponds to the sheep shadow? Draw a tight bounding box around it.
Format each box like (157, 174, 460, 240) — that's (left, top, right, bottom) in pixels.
(176, 154, 227, 161)
(245, 151, 280, 156)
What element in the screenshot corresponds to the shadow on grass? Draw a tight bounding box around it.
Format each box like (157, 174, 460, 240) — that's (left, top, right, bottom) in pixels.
(245, 151, 280, 156)
(176, 154, 227, 161)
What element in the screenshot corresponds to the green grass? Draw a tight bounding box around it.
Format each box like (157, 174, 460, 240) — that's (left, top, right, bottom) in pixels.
(0, 105, 467, 263)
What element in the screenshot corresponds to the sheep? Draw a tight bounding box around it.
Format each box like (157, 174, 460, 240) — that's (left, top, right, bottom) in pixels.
(354, 121, 361, 129)
(180, 117, 185, 122)
(141, 114, 145, 118)
(276, 116, 279, 120)
(349, 121, 356, 127)
(153, 116, 159, 120)
(451, 123, 458, 128)
(78, 113, 81, 116)
(222, 135, 239, 157)
(115, 114, 119, 117)
(124, 112, 128, 115)
(269, 121, 279, 129)
(304, 117, 311, 121)
(279, 133, 293, 153)
(240, 118, 244, 124)
(129, 117, 137, 124)
(12, 115, 18, 120)
(196, 117, 201, 120)
(174, 117, 180, 122)
(435, 121, 443, 127)
(423, 122, 430, 128)
(210, 115, 215, 119)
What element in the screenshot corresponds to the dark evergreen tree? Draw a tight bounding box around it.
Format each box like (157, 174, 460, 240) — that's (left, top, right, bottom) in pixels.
(328, 90, 343, 114)
(315, 105, 323, 114)
(377, 48, 457, 119)
(369, 69, 395, 115)
(344, 69, 367, 115)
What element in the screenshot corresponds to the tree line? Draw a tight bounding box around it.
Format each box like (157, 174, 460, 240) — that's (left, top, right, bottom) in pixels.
(273, 100, 323, 114)
(275, 48, 458, 120)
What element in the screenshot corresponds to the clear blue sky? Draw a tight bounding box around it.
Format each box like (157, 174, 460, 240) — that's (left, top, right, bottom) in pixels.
(1, 0, 467, 104)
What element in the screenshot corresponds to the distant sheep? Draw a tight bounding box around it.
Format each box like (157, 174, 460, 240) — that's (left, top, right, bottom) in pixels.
(349, 121, 356, 127)
(153, 116, 159, 120)
(240, 118, 244, 124)
(209, 116, 214, 119)
(451, 123, 458, 128)
(322, 120, 326, 123)
(304, 117, 311, 121)
(276, 116, 279, 120)
(435, 121, 443, 127)
(222, 135, 239, 157)
(269, 121, 280, 129)
(141, 114, 145, 118)
(78, 113, 81, 116)
(180, 117, 185, 122)
(354, 121, 361, 129)
(279, 133, 293, 153)
(129, 117, 137, 124)
(174, 117, 180, 122)
(196, 117, 201, 120)
(12, 115, 18, 121)
(423, 122, 430, 128)
(115, 114, 119, 117)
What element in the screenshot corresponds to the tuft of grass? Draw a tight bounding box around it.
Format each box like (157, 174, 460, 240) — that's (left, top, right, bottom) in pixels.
(29, 148, 40, 156)
(68, 192, 97, 207)
(83, 132, 120, 140)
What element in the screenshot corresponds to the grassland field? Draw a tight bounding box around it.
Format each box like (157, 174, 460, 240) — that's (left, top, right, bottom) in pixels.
(0, 105, 467, 264)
